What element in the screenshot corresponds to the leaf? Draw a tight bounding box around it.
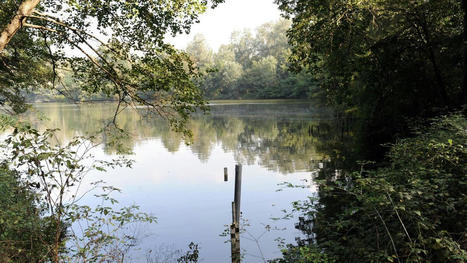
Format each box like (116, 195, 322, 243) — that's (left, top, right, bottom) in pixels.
(95, 166, 106, 172)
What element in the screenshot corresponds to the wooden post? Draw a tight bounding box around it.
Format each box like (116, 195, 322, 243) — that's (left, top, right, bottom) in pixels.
(229, 164, 242, 263)
(231, 201, 240, 262)
(234, 164, 242, 224)
(230, 223, 240, 263)
(224, 167, 228, 182)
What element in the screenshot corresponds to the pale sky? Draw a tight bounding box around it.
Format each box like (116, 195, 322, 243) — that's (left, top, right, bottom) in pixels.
(168, 0, 282, 51)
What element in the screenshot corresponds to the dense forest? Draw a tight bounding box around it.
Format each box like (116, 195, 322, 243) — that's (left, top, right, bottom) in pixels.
(186, 19, 316, 100)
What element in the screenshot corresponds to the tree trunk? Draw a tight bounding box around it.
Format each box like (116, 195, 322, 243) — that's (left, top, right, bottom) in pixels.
(0, 0, 41, 53)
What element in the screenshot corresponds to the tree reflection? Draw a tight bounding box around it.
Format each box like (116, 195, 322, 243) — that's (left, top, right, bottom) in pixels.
(25, 102, 331, 173)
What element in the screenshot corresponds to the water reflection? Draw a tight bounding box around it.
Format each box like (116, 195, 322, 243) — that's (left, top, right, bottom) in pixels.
(27, 102, 332, 174)
(20, 101, 333, 262)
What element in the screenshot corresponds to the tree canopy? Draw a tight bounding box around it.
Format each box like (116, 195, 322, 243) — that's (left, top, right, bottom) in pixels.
(275, 0, 466, 157)
(0, 0, 224, 135)
(186, 19, 318, 100)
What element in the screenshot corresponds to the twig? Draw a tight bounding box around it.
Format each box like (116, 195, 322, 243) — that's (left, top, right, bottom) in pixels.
(386, 192, 413, 244)
(374, 207, 401, 263)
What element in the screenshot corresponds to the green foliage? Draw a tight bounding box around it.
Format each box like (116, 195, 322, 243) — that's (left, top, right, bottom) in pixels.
(65, 189, 156, 262)
(0, 124, 156, 262)
(186, 19, 318, 100)
(270, 245, 334, 263)
(276, 0, 463, 103)
(0, 0, 225, 137)
(278, 114, 467, 262)
(275, 0, 466, 157)
(0, 165, 56, 262)
(271, 2, 466, 259)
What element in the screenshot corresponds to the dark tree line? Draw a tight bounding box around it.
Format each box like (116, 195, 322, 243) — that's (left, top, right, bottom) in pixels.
(275, 0, 466, 158)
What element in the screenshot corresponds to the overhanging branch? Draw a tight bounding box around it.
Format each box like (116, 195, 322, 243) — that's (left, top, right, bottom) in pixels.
(23, 23, 57, 33)
(29, 12, 119, 55)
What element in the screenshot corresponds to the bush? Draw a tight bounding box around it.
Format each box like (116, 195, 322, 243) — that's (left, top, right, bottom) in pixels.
(0, 165, 56, 262)
(278, 114, 467, 263)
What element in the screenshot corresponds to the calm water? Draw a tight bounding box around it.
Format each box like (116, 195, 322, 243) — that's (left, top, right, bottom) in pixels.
(24, 101, 331, 262)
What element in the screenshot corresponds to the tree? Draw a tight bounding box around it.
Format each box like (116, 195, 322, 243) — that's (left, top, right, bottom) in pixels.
(275, 0, 465, 158)
(230, 29, 259, 69)
(185, 19, 318, 100)
(240, 55, 278, 98)
(0, 0, 225, 136)
(256, 19, 291, 65)
(186, 34, 214, 70)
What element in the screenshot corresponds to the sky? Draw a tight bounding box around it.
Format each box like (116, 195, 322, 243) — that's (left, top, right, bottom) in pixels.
(167, 0, 282, 51)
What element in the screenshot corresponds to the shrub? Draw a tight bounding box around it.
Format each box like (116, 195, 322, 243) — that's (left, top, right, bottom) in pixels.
(277, 114, 467, 263)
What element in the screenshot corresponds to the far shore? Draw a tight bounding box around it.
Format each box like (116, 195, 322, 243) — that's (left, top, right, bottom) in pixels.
(30, 98, 316, 105)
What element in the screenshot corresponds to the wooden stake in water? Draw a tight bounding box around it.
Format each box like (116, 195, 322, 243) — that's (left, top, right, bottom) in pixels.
(234, 164, 242, 224)
(230, 164, 242, 263)
(224, 167, 228, 182)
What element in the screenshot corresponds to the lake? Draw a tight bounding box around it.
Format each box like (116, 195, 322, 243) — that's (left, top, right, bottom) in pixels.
(23, 101, 332, 262)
